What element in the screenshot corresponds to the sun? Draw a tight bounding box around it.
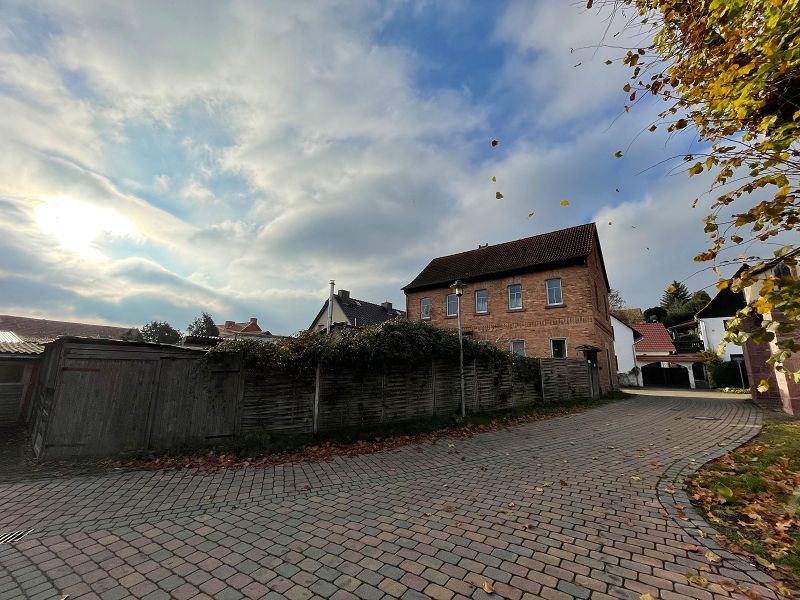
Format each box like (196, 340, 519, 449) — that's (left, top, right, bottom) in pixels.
(34, 196, 136, 261)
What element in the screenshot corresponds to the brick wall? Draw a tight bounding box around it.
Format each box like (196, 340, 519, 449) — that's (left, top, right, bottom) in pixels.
(405, 252, 617, 393)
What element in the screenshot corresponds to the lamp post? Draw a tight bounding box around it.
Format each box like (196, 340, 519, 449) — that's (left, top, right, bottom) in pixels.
(450, 280, 466, 418)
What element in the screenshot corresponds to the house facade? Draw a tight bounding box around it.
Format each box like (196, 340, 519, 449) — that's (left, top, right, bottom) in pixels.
(741, 248, 800, 414)
(403, 223, 617, 394)
(309, 289, 405, 331)
(611, 315, 642, 387)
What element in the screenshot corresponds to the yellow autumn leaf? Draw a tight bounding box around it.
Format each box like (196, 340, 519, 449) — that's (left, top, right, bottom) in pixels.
(560, 200, 570, 207)
(491, 176, 496, 182)
(757, 379, 770, 393)
(705, 550, 721, 563)
(686, 573, 709, 587)
(640, 594, 655, 600)
(496, 192, 503, 200)
(754, 296, 773, 314)
(630, 476, 642, 481)
(755, 556, 776, 570)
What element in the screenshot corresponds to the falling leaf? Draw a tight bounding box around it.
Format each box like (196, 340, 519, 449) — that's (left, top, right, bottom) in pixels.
(586, 0, 593, 8)
(491, 176, 496, 182)
(705, 550, 722, 563)
(614, 150, 623, 158)
(527, 212, 535, 219)
(615, 188, 620, 192)
(686, 574, 709, 588)
(560, 200, 570, 207)
(496, 192, 504, 200)
(482, 581, 494, 594)
(573, 62, 582, 67)
(757, 379, 770, 393)
(491, 139, 499, 147)
(605, 59, 612, 64)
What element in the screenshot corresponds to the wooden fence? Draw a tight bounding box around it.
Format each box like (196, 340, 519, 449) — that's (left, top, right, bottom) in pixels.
(29, 338, 591, 459)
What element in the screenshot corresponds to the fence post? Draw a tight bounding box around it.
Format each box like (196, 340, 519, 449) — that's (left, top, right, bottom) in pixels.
(313, 362, 321, 434)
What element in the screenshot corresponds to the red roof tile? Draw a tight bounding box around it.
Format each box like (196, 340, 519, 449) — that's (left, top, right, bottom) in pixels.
(633, 322, 676, 353)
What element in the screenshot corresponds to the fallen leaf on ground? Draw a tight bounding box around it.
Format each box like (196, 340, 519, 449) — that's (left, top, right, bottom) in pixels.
(507, 502, 516, 508)
(686, 574, 709, 588)
(631, 476, 642, 481)
(639, 594, 655, 600)
(685, 544, 700, 552)
(705, 550, 722, 563)
(482, 580, 494, 593)
(755, 556, 776, 570)
(559, 480, 568, 486)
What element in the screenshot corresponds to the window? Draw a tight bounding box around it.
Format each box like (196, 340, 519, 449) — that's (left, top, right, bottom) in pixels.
(550, 338, 567, 358)
(475, 289, 488, 314)
(508, 284, 522, 310)
(546, 279, 563, 306)
(510, 340, 526, 356)
(420, 298, 431, 320)
(446, 294, 458, 317)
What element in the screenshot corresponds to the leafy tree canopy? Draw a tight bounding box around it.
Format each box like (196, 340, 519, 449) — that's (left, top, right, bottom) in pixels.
(141, 321, 182, 344)
(594, 0, 800, 383)
(187, 312, 220, 337)
(643, 306, 668, 323)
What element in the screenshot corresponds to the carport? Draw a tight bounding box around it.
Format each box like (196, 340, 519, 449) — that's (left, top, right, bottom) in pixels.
(637, 353, 706, 389)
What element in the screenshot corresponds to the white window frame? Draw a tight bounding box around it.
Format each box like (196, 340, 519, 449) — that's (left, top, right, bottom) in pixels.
(546, 278, 563, 306)
(420, 297, 431, 320)
(475, 289, 488, 314)
(550, 338, 567, 358)
(446, 293, 458, 317)
(508, 284, 523, 310)
(510, 340, 526, 356)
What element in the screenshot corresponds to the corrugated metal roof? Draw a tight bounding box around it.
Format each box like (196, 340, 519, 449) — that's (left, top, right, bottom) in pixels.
(0, 331, 23, 343)
(0, 341, 44, 355)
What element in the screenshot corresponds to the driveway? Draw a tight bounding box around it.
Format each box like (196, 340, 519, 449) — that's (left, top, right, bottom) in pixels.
(0, 394, 781, 600)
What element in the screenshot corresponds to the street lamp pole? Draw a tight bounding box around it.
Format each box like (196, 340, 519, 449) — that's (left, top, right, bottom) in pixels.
(451, 280, 465, 418)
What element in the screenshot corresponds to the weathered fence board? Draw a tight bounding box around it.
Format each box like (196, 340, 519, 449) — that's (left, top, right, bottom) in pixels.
(30, 338, 590, 459)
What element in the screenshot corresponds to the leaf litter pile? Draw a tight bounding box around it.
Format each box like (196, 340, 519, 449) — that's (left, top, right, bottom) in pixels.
(687, 422, 800, 593)
(113, 398, 614, 474)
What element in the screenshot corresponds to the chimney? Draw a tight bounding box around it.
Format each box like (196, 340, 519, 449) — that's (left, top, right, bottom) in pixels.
(338, 290, 350, 301)
(381, 301, 392, 312)
(225, 320, 235, 328)
(249, 317, 258, 324)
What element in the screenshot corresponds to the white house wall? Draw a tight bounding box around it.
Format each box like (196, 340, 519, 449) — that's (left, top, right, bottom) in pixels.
(611, 316, 641, 386)
(698, 317, 742, 361)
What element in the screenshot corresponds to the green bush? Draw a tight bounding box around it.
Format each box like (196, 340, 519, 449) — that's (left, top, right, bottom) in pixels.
(208, 319, 535, 374)
(711, 360, 748, 389)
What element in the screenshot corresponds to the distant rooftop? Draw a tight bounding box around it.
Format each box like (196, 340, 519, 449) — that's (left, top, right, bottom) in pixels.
(0, 315, 139, 343)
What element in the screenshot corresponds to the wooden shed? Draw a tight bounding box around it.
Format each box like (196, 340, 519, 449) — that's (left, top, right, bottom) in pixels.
(29, 337, 242, 459)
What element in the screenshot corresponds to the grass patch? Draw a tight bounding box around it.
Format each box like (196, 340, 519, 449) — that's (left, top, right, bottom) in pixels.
(117, 391, 631, 472)
(687, 422, 800, 590)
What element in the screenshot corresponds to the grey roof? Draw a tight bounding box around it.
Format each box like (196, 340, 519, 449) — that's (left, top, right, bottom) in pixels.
(310, 295, 405, 329)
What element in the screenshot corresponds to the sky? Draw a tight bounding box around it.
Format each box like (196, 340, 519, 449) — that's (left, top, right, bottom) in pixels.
(0, 0, 781, 335)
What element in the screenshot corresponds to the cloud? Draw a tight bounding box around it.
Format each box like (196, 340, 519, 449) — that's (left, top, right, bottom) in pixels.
(0, 1, 781, 336)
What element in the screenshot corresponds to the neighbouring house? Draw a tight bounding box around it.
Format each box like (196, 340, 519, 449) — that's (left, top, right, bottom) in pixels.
(613, 307, 645, 325)
(611, 315, 643, 387)
(0, 331, 43, 427)
(740, 248, 800, 414)
(402, 223, 617, 395)
(215, 317, 274, 340)
(668, 267, 746, 361)
(309, 289, 405, 331)
(0, 314, 139, 428)
(0, 314, 140, 342)
(634, 321, 706, 389)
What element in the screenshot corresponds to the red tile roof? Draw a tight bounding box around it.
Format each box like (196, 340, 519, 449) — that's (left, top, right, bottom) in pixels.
(403, 223, 607, 292)
(633, 322, 676, 353)
(0, 315, 139, 343)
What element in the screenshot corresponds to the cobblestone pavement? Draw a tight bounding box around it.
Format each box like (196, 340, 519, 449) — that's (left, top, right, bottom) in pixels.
(0, 394, 781, 599)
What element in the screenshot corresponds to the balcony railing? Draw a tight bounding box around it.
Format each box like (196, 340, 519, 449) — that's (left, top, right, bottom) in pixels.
(673, 339, 705, 353)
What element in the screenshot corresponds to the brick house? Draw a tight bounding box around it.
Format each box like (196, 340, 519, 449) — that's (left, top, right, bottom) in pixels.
(402, 223, 617, 393)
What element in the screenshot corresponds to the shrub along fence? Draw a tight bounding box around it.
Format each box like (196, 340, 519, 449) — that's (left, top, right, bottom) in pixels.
(29, 322, 592, 459)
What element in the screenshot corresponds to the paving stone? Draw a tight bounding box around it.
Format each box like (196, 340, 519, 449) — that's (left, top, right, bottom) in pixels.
(0, 395, 781, 600)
